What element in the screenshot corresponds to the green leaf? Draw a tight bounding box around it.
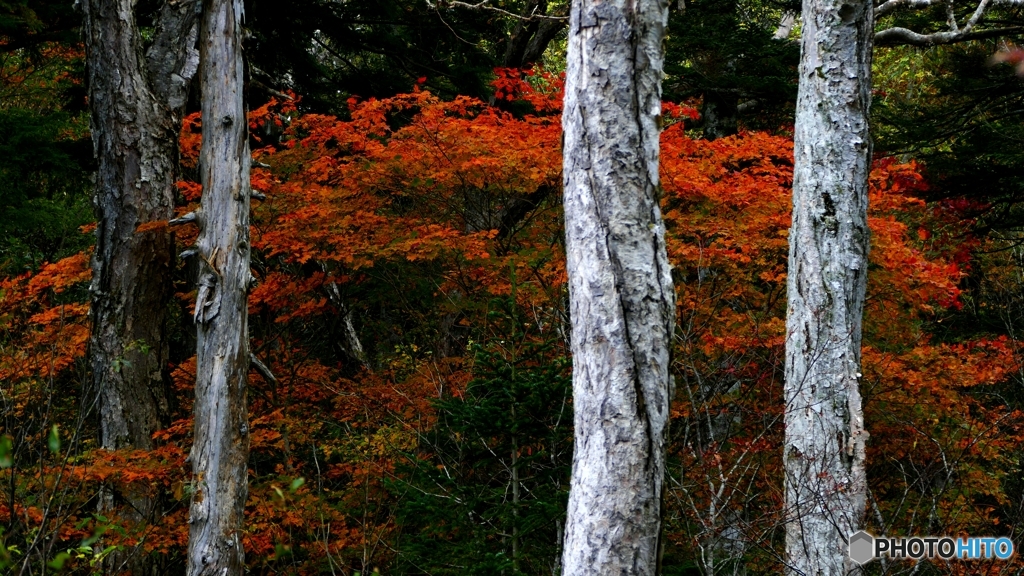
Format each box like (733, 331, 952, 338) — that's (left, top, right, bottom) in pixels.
(81, 522, 108, 547)
(289, 477, 305, 493)
(46, 551, 70, 570)
(273, 543, 293, 559)
(89, 546, 118, 567)
(47, 425, 60, 454)
(0, 435, 12, 468)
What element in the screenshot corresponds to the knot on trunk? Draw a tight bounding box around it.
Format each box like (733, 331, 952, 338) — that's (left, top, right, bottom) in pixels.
(194, 273, 221, 323)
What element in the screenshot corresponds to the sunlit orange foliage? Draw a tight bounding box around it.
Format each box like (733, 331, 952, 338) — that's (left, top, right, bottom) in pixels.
(256, 91, 555, 267)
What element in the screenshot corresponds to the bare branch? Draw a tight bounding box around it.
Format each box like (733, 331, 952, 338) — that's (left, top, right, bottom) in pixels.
(249, 65, 295, 100)
(250, 354, 278, 386)
(963, 0, 995, 33)
(875, 25, 1024, 46)
(876, 0, 936, 19)
(874, 0, 1024, 48)
(249, 77, 295, 102)
(876, 0, 1024, 18)
(425, 0, 568, 21)
(169, 211, 197, 227)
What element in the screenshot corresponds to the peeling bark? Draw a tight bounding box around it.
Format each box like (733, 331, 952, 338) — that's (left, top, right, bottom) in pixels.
(560, 1, 675, 575)
(784, 0, 872, 571)
(82, 0, 198, 572)
(186, 0, 251, 573)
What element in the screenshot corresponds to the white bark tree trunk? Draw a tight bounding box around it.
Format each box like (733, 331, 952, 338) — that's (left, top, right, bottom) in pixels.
(560, 1, 675, 574)
(784, 0, 872, 571)
(186, 0, 251, 573)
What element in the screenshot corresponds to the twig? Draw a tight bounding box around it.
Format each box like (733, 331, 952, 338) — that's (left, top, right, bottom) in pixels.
(425, 0, 568, 21)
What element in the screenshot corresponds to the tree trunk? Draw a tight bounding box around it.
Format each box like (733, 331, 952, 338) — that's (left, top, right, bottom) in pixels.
(186, 0, 251, 573)
(560, 1, 675, 575)
(773, 11, 797, 40)
(85, 0, 198, 453)
(701, 89, 739, 141)
(502, 0, 568, 68)
(783, 0, 872, 571)
(83, 0, 197, 572)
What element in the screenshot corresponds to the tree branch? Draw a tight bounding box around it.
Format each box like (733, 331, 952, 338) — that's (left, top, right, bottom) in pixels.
(876, 0, 937, 19)
(872, 24, 1024, 45)
(250, 354, 278, 386)
(426, 0, 568, 21)
(249, 65, 296, 100)
(876, 0, 1024, 18)
(169, 211, 197, 227)
(874, 25, 1024, 46)
(963, 0, 996, 33)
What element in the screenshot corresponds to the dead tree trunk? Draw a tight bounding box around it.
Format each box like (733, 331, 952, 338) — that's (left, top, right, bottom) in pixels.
(186, 0, 251, 573)
(560, 1, 675, 575)
(783, 0, 872, 571)
(83, 0, 198, 572)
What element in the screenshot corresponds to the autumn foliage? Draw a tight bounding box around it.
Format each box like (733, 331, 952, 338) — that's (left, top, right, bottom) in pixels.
(0, 71, 1021, 574)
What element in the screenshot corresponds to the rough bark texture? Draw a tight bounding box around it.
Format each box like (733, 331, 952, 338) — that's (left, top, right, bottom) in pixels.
(83, 0, 197, 572)
(186, 0, 251, 573)
(84, 0, 197, 455)
(784, 0, 872, 571)
(560, 1, 675, 575)
(147, 0, 202, 113)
